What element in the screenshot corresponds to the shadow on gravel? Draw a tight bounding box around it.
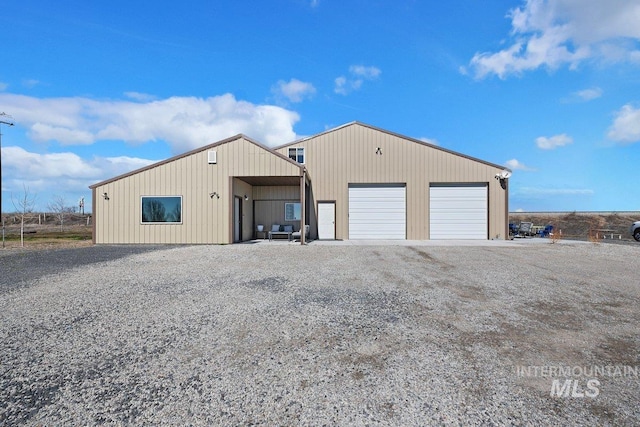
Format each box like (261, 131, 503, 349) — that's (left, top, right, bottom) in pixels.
(0, 245, 179, 292)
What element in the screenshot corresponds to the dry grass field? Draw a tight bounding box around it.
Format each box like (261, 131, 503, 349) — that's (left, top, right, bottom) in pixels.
(0, 213, 92, 250)
(509, 211, 639, 242)
(0, 211, 638, 250)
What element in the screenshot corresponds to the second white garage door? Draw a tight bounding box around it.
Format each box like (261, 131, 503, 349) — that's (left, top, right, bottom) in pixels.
(349, 185, 406, 239)
(430, 185, 488, 240)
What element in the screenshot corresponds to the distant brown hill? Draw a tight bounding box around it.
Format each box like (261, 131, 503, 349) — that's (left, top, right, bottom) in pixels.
(509, 212, 639, 241)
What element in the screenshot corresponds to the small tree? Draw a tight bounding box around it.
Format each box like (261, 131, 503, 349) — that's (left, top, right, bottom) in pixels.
(48, 195, 73, 231)
(11, 185, 37, 247)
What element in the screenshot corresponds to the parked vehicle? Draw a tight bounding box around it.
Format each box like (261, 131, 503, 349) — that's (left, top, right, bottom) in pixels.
(631, 221, 640, 242)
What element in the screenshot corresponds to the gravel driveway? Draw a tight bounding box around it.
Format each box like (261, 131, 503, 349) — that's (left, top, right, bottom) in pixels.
(1, 242, 638, 425)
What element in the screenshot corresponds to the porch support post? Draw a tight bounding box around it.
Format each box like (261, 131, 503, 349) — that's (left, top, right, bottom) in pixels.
(300, 169, 306, 245)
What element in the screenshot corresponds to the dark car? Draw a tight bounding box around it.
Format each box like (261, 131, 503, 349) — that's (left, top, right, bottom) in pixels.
(631, 221, 640, 242)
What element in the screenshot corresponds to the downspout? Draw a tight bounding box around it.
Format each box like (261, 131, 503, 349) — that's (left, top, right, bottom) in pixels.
(91, 188, 96, 244)
(505, 178, 509, 240)
(300, 168, 306, 245)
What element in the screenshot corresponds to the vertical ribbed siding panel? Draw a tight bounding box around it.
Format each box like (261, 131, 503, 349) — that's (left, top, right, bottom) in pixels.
(217, 145, 226, 243)
(101, 184, 108, 243)
(197, 153, 203, 243)
(418, 142, 427, 239)
(172, 162, 178, 244)
(109, 183, 116, 243)
(127, 176, 134, 243)
(199, 153, 206, 244)
(185, 155, 192, 243)
(127, 177, 134, 243)
(142, 170, 149, 243)
(121, 178, 128, 243)
(96, 185, 105, 243)
(112, 182, 120, 243)
(406, 141, 415, 239)
(169, 163, 175, 244)
(99, 185, 106, 243)
(204, 152, 210, 243)
(180, 156, 186, 244)
(275, 123, 507, 241)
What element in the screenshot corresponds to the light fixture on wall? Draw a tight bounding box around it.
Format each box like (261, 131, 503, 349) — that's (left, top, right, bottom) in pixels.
(102, 192, 109, 200)
(210, 192, 219, 199)
(375, 147, 382, 155)
(244, 194, 248, 201)
(494, 170, 512, 190)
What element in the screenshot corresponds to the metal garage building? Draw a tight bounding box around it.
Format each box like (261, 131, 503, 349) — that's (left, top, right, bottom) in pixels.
(90, 122, 510, 244)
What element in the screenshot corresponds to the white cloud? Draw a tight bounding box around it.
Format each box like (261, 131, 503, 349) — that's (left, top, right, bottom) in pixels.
(272, 78, 316, 103)
(505, 158, 535, 171)
(516, 187, 594, 197)
(0, 93, 300, 151)
(574, 87, 603, 101)
(310, 0, 319, 7)
(334, 76, 349, 95)
(2, 146, 155, 181)
(100, 155, 158, 177)
(349, 65, 381, 80)
(535, 133, 573, 149)
(469, 0, 640, 79)
(124, 91, 157, 102)
(607, 104, 640, 143)
(419, 137, 439, 146)
(30, 123, 95, 144)
(22, 79, 41, 89)
(1, 145, 157, 207)
(3, 146, 99, 180)
(334, 65, 381, 95)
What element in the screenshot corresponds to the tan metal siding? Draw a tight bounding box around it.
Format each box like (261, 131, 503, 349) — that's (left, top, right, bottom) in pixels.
(94, 137, 302, 244)
(252, 186, 300, 234)
(277, 124, 508, 240)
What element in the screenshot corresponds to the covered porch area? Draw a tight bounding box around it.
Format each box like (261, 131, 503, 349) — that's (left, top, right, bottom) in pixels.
(232, 173, 311, 245)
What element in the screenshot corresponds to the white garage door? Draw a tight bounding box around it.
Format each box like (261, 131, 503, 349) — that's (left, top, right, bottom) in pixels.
(349, 185, 406, 239)
(430, 185, 488, 240)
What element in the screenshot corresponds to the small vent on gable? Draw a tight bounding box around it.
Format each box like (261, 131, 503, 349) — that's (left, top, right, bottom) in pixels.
(208, 150, 217, 164)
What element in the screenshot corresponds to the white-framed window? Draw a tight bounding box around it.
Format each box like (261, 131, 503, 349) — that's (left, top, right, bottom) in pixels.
(285, 202, 301, 221)
(288, 147, 305, 164)
(141, 196, 182, 223)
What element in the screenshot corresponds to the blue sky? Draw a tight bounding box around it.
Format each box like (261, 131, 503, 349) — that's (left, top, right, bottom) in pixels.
(1, 0, 639, 213)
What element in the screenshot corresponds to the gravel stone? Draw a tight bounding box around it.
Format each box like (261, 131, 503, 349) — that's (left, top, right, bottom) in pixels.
(0, 241, 638, 425)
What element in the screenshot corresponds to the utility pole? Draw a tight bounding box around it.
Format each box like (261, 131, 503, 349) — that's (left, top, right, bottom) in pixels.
(0, 112, 15, 249)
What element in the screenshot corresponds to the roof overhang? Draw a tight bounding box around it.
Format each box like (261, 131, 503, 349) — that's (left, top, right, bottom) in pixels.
(236, 176, 304, 186)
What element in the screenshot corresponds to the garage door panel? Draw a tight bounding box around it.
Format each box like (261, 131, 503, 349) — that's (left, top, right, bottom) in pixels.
(430, 185, 488, 240)
(430, 198, 486, 207)
(431, 209, 487, 219)
(349, 185, 406, 239)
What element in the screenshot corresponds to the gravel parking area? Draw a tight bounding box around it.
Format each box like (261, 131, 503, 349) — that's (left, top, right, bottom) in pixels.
(1, 241, 639, 425)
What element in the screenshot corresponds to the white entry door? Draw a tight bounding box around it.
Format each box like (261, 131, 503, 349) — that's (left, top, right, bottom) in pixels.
(317, 202, 335, 240)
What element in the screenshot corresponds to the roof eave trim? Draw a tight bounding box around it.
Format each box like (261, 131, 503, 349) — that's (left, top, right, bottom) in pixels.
(89, 133, 303, 189)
